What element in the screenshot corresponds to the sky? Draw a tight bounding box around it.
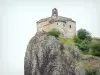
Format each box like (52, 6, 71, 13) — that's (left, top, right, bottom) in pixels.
(0, 0, 100, 75)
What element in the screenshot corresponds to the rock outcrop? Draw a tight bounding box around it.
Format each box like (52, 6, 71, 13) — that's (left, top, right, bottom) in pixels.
(24, 32, 80, 75)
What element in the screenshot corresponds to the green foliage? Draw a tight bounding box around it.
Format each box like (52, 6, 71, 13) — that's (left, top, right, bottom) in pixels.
(74, 35, 82, 43)
(74, 28, 100, 56)
(76, 40, 91, 54)
(46, 28, 60, 38)
(47, 28, 100, 57)
(77, 29, 92, 41)
(89, 40, 100, 57)
(58, 36, 75, 46)
(74, 29, 92, 54)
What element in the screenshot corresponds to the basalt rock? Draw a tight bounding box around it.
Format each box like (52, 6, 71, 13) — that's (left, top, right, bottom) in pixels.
(24, 32, 80, 75)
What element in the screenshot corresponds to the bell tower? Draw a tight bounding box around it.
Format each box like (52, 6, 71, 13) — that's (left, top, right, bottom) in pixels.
(51, 8, 58, 18)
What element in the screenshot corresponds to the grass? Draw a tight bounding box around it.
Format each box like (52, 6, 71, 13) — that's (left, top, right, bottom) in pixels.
(58, 36, 75, 46)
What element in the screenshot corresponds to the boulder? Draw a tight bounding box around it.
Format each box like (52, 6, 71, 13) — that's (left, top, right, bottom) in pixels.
(24, 32, 81, 75)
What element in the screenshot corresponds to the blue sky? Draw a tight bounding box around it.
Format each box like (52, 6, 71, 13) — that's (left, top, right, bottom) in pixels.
(0, 0, 100, 75)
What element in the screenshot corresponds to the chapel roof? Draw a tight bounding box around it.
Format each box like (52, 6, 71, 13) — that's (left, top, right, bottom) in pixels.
(36, 16, 76, 24)
(36, 8, 76, 24)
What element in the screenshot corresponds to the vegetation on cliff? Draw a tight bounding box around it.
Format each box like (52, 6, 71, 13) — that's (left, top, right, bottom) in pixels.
(74, 28, 100, 57)
(46, 28, 60, 38)
(46, 28, 100, 57)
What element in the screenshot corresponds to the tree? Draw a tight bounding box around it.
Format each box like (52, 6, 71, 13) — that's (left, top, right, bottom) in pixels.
(74, 35, 82, 43)
(77, 29, 92, 41)
(74, 29, 92, 54)
(89, 40, 100, 57)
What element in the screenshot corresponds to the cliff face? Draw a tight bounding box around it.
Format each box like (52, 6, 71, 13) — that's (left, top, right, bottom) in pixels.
(24, 32, 81, 75)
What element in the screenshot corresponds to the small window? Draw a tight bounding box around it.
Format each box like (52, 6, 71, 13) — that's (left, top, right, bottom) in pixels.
(69, 25, 71, 28)
(57, 23, 58, 25)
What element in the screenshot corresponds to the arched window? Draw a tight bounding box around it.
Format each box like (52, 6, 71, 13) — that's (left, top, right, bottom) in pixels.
(69, 25, 71, 28)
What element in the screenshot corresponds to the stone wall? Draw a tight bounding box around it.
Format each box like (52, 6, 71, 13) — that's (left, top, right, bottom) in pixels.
(37, 20, 76, 38)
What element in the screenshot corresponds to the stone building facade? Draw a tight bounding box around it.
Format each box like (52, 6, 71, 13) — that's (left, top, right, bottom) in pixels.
(36, 8, 76, 38)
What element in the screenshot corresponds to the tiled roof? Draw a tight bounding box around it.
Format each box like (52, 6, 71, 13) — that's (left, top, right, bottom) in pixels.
(36, 16, 76, 24)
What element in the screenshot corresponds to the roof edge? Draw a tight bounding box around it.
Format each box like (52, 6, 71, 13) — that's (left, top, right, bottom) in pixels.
(36, 16, 76, 24)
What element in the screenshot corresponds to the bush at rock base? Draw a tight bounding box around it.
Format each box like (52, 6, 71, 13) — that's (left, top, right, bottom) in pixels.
(89, 40, 100, 57)
(46, 28, 60, 38)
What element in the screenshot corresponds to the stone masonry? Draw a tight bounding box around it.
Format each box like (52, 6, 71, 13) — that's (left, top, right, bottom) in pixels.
(36, 8, 76, 38)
